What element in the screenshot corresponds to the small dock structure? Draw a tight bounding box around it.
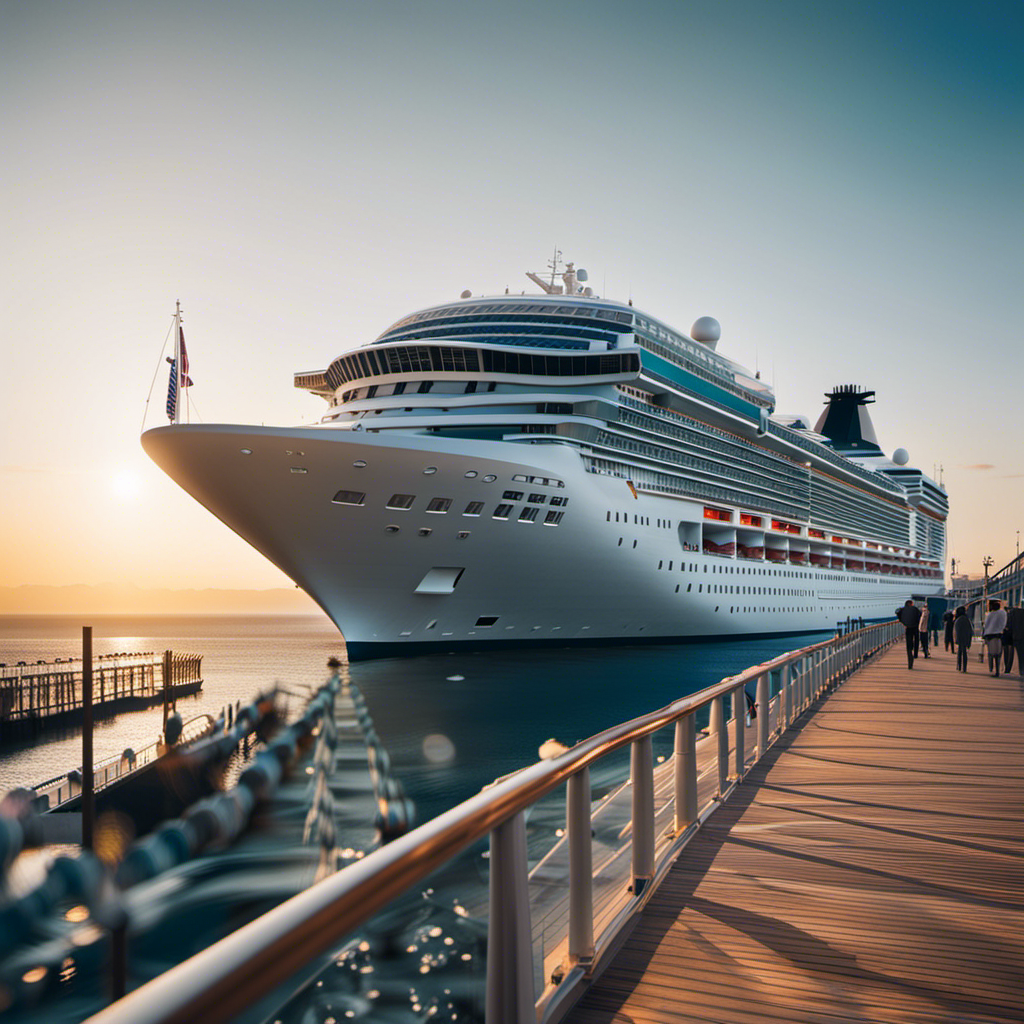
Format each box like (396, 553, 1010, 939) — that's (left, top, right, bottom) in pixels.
(0, 651, 202, 737)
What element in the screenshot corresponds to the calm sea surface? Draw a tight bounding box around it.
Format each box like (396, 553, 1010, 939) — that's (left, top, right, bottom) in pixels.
(0, 613, 832, 819)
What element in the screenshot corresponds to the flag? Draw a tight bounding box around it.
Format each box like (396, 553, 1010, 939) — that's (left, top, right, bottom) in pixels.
(626, 479, 638, 500)
(166, 358, 178, 420)
(179, 326, 193, 387)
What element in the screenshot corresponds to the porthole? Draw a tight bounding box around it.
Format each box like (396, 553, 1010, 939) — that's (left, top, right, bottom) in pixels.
(423, 466, 438, 475)
(239, 448, 252, 455)
(353, 459, 367, 468)
(418, 528, 432, 537)
(464, 470, 478, 478)
(384, 525, 400, 534)
(483, 474, 497, 482)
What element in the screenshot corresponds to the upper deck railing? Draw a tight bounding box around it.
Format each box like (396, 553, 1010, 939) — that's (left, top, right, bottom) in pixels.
(83, 621, 900, 1024)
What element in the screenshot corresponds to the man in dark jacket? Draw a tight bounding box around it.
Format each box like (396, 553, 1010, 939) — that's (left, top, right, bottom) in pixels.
(896, 599, 922, 669)
(1007, 605, 1024, 677)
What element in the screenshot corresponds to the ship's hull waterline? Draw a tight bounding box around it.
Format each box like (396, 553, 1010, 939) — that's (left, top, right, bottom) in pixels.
(143, 424, 935, 660)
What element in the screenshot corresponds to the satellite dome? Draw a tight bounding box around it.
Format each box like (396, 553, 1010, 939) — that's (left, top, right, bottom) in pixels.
(892, 447, 910, 466)
(690, 316, 721, 344)
(460, 289, 472, 299)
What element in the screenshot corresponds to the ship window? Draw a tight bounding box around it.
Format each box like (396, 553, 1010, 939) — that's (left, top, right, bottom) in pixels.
(393, 381, 406, 395)
(386, 493, 415, 509)
(518, 507, 539, 522)
(528, 493, 546, 504)
(503, 490, 524, 501)
(464, 381, 478, 393)
(418, 381, 433, 393)
(550, 496, 568, 507)
(332, 490, 366, 505)
(463, 501, 485, 516)
(418, 527, 432, 537)
(493, 504, 513, 519)
(457, 530, 470, 539)
(475, 616, 499, 627)
(366, 385, 378, 398)
(426, 498, 452, 513)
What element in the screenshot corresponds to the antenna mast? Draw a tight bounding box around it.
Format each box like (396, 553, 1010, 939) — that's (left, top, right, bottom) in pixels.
(548, 246, 562, 288)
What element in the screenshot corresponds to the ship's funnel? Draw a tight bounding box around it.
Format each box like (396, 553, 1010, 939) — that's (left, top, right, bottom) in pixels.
(814, 385, 881, 451)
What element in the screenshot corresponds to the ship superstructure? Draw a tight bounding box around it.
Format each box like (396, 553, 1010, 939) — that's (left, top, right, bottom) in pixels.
(144, 259, 947, 659)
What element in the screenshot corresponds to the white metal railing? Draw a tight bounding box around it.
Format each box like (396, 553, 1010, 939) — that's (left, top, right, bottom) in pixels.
(82, 621, 900, 1024)
(30, 715, 217, 812)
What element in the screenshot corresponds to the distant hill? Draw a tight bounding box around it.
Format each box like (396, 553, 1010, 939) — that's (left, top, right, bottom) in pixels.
(0, 583, 323, 616)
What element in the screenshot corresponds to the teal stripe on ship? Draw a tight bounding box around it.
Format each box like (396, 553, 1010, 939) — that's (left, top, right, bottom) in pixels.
(638, 349, 762, 421)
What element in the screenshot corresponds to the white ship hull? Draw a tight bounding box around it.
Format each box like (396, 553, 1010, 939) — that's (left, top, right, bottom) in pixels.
(143, 424, 938, 660)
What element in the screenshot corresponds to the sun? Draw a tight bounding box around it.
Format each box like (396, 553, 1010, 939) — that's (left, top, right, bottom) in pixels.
(110, 470, 142, 501)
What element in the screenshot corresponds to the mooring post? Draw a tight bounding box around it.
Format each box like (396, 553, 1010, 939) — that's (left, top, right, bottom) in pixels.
(82, 626, 94, 852)
(162, 650, 171, 731)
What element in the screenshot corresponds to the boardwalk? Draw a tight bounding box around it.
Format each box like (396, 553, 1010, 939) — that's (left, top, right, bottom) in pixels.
(566, 645, 1024, 1024)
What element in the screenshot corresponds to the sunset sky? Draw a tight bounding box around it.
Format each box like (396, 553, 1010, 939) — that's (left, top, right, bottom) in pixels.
(2, 0, 1021, 603)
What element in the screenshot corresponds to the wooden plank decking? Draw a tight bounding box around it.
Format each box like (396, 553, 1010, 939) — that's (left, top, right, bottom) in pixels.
(565, 644, 1024, 1023)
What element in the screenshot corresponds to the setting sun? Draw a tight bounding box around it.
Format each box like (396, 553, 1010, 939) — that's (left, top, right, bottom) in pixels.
(111, 470, 142, 501)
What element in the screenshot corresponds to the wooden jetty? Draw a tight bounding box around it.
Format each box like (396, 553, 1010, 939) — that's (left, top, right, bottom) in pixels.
(565, 644, 1024, 1023)
(0, 651, 202, 738)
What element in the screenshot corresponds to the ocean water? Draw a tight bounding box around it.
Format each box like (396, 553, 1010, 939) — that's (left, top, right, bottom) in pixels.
(1, 613, 831, 817)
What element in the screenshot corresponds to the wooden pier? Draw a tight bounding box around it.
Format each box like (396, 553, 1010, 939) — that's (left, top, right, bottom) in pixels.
(565, 644, 1024, 1023)
(0, 651, 202, 737)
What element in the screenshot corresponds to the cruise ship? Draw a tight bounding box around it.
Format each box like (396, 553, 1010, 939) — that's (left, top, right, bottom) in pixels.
(143, 260, 948, 660)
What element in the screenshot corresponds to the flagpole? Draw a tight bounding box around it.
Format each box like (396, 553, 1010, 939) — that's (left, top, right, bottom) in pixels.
(173, 300, 182, 424)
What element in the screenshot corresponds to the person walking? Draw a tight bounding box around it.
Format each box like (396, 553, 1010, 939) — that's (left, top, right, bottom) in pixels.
(919, 603, 931, 658)
(942, 609, 955, 652)
(1000, 607, 1015, 674)
(981, 600, 1007, 677)
(897, 599, 922, 669)
(952, 606, 973, 672)
(1008, 604, 1024, 677)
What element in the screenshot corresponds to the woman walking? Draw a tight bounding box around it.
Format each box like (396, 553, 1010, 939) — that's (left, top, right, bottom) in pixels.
(981, 600, 1007, 677)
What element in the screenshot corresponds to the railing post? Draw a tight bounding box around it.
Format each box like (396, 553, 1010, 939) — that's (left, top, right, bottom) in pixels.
(733, 685, 746, 779)
(566, 768, 594, 965)
(486, 812, 535, 1024)
(673, 713, 697, 832)
(631, 736, 655, 896)
(82, 626, 94, 852)
(756, 672, 769, 757)
(781, 662, 792, 728)
(712, 695, 728, 797)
